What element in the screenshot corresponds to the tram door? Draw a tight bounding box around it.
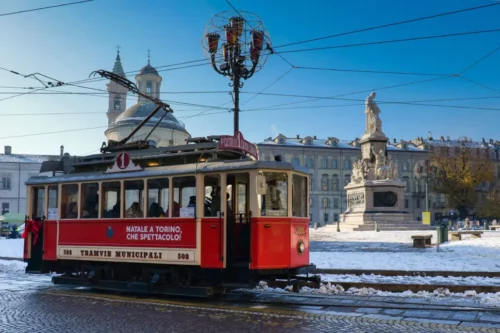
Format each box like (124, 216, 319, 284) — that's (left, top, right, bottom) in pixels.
(225, 173, 250, 269)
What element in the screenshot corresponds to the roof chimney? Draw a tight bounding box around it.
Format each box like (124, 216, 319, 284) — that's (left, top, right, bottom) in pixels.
(60, 145, 64, 157)
(296, 134, 299, 139)
(440, 136, 445, 142)
(4, 146, 11, 155)
(393, 138, 396, 143)
(313, 135, 317, 140)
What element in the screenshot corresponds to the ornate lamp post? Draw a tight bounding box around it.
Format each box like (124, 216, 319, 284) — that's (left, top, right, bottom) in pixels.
(202, 11, 271, 134)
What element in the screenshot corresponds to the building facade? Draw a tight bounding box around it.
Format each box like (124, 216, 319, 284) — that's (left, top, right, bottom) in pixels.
(0, 145, 62, 215)
(257, 134, 500, 225)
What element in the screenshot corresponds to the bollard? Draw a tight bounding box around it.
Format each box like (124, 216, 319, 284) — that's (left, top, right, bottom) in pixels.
(375, 221, 380, 232)
(484, 221, 489, 231)
(336, 220, 340, 232)
(448, 221, 452, 231)
(314, 222, 318, 230)
(442, 224, 448, 242)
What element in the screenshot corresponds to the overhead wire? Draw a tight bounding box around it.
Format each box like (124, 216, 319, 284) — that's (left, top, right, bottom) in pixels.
(0, 0, 93, 17)
(275, 28, 500, 55)
(273, 2, 500, 49)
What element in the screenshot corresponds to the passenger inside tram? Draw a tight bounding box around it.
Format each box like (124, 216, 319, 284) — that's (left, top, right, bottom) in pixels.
(148, 202, 165, 217)
(126, 202, 143, 218)
(65, 202, 78, 218)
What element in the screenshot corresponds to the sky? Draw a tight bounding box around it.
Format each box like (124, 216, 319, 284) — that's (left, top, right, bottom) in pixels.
(0, 0, 499, 155)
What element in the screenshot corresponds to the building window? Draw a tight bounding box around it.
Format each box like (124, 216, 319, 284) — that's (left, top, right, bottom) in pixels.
(1, 203, 9, 215)
(261, 173, 287, 217)
(405, 199, 409, 208)
(305, 139, 312, 145)
(403, 176, 409, 192)
(113, 96, 121, 110)
(309, 197, 313, 207)
(146, 81, 152, 95)
(306, 157, 314, 168)
(264, 155, 271, 161)
(416, 199, 421, 209)
(333, 198, 339, 209)
(332, 159, 338, 169)
(333, 213, 339, 222)
(309, 174, 314, 191)
(343, 159, 351, 170)
(291, 156, 300, 166)
(278, 138, 285, 144)
(322, 174, 329, 191)
(332, 175, 339, 191)
(323, 197, 329, 208)
(344, 175, 350, 186)
(321, 158, 328, 169)
(1, 173, 11, 190)
(324, 213, 329, 223)
(81, 183, 99, 219)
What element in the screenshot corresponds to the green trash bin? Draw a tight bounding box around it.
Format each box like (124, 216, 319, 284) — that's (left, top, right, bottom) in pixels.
(437, 225, 443, 244)
(484, 221, 490, 230)
(442, 224, 448, 242)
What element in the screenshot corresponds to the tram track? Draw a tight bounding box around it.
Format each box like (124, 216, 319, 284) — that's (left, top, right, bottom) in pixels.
(43, 283, 500, 315)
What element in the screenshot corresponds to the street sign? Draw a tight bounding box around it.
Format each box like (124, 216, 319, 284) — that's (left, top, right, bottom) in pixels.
(422, 211, 431, 225)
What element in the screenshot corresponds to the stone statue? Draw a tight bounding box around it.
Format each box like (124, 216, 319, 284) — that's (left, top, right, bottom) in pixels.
(365, 92, 382, 134)
(372, 147, 389, 180)
(386, 155, 399, 180)
(350, 160, 365, 184)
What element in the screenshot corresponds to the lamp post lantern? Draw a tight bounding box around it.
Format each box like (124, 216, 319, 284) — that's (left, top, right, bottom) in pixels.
(202, 11, 272, 135)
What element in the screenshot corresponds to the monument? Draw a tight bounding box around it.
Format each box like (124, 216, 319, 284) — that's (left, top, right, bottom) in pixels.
(340, 92, 423, 230)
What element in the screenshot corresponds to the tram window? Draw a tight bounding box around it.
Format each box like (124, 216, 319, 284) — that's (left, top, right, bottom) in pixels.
(32, 187, 45, 219)
(172, 176, 196, 217)
(125, 180, 144, 218)
(61, 184, 79, 219)
(81, 183, 99, 219)
(47, 186, 58, 219)
(204, 176, 220, 217)
(292, 175, 308, 217)
(260, 172, 288, 217)
(237, 183, 247, 214)
(147, 178, 168, 217)
(102, 182, 121, 218)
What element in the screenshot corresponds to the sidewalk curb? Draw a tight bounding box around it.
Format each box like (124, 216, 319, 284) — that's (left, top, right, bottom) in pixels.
(0, 257, 23, 261)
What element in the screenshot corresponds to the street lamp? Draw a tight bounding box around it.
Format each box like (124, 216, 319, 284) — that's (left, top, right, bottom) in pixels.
(202, 11, 272, 134)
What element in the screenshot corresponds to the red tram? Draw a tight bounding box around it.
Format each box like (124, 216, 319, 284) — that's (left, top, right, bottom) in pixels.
(23, 133, 315, 296)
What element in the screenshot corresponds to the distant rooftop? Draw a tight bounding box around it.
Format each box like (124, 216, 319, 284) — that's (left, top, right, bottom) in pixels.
(0, 145, 62, 164)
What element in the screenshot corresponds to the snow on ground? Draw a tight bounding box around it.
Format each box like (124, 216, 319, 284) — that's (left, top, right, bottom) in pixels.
(319, 273, 500, 286)
(0, 259, 26, 274)
(310, 228, 500, 272)
(0, 239, 23, 258)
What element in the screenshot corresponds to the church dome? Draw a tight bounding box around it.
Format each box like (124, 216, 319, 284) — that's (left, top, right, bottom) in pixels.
(107, 102, 189, 134)
(138, 63, 159, 76)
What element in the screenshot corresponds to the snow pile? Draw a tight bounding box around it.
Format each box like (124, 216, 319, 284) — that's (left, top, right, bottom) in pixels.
(0, 239, 24, 258)
(300, 282, 345, 295)
(253, 281, 289, 293)
(0, 259, 26, 274)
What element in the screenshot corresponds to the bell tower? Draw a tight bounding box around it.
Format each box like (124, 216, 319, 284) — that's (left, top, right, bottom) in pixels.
(106, 47, 128, 126)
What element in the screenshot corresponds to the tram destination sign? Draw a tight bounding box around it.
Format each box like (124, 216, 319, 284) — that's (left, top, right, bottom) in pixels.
(218, 131, 259, 159)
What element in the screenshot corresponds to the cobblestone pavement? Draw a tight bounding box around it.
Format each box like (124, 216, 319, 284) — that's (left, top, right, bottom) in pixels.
(1, 288, 500, 333)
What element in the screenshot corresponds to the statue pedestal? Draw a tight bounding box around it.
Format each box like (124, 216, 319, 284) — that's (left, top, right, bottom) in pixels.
(340, 180, 423, 231)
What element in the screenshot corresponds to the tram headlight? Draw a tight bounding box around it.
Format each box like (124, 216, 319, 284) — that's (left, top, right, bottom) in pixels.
(297, 240, 305, 254)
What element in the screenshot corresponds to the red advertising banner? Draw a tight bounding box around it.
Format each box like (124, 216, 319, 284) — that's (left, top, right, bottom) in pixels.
(218, 131, 259, 159)
(58, 218, 197, 248)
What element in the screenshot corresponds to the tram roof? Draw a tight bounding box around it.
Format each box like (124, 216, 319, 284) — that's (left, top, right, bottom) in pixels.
(27, 159, 310, 185)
